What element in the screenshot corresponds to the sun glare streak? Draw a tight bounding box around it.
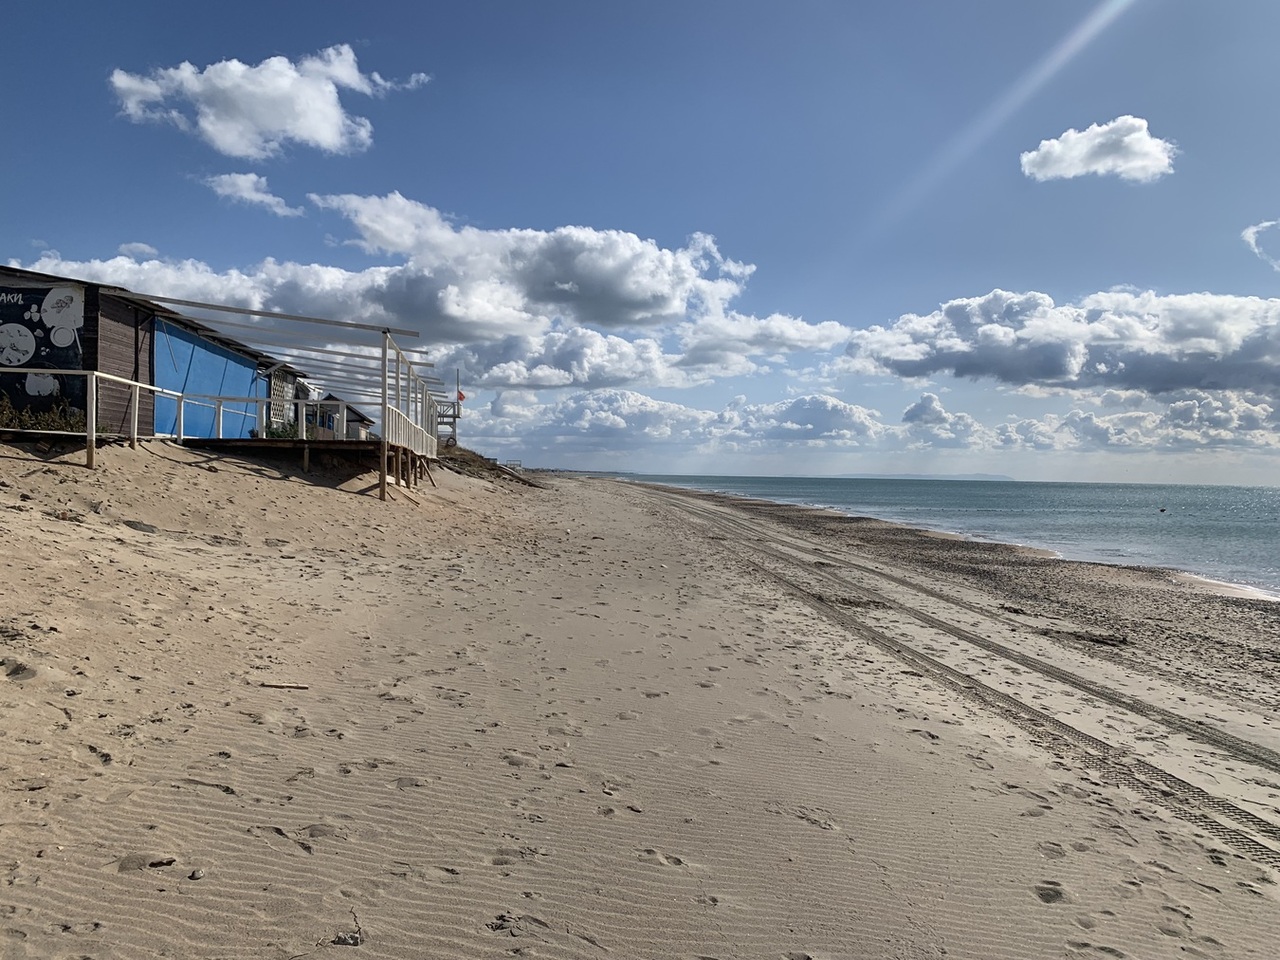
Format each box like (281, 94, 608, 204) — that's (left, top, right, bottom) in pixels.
(860, 0, 1140, 243)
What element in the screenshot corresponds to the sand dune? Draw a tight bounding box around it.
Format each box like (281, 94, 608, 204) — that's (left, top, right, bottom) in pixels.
(2, 442, 1277, 958)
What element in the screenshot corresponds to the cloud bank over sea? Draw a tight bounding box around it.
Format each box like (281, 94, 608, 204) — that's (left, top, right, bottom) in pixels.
(22, 216, 1280, 468)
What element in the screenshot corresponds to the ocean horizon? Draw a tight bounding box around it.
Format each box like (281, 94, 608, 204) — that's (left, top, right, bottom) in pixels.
(628, 474, 1280, 599)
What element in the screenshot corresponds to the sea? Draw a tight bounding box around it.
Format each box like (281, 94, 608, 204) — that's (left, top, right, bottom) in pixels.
(627, 475, 1280, 599)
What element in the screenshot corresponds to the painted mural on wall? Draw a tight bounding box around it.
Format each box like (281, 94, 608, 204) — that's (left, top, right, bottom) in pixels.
(0, 285, 87, 429)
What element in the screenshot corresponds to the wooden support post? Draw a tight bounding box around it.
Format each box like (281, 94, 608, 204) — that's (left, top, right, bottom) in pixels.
(85, 373, 96, 469)
(296, 400, 306, 439)
(176, 396, 185, 441)
(215, 400, 224, 439)
(302, 444, 310, 473)
(130, 384, 140, 449)
(423, 458, 437, 488)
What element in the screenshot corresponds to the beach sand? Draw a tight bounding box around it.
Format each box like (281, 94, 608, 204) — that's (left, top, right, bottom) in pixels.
(2, 441, 1278, 959)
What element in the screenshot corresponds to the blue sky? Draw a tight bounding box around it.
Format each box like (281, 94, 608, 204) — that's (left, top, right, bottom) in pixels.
(5, 0, 1280, 482)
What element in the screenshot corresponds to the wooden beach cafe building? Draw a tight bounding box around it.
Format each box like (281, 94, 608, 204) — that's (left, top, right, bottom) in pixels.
(0, 265, 442, 499)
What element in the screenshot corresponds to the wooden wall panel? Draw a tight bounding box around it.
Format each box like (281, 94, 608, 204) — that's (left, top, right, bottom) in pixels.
(95, 295, 154, 436)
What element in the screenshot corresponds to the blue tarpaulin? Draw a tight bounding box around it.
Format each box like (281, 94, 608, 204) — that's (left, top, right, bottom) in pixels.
(153, 320, 264, 437)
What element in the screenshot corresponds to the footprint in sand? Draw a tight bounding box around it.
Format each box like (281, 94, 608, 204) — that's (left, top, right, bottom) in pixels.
(47, 920, 104, 935)
(1034, 880, 1069, 904)
(87, 744, 113, 764)
(600, 776, 630, 796)
(1004, 783, 1055, 818)
(766, 802, 839, 831)
(1154, 904, 1198, 940)
(638, 848, 687, 867)
(1037, 841, 1067, 859)
(491, 845, 549, 866)
(501, 750, 541, 769)
(1, 658, 36, 681)
(299, 823, 347, 841)
(1065, 941, 1129, 958)
(113, 854, 178, 874)
(425, 865, 461, 884)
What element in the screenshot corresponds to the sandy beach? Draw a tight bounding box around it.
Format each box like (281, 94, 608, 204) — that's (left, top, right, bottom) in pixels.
(2, 441, 1279, 959)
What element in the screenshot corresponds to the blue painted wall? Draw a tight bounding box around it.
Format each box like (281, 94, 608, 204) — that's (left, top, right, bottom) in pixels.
(153, 320, 264, 438)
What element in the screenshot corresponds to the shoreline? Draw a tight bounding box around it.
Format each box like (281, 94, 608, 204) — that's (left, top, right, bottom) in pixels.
(3, 443, 1279, 959)
(620, 477, 1280, 714)
(622, 475, 1280, 602)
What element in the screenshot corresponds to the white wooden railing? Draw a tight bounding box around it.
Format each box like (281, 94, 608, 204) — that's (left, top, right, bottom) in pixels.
(377, 333, 439, 498)
(173, 394, 368, 442)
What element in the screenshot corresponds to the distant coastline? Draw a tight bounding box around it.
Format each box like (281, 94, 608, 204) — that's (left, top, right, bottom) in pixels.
(833, 473, 1014, 482)
(559, 470, 1015, 482)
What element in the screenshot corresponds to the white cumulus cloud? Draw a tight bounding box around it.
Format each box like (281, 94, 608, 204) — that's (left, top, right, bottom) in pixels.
(721, 395, 887, 447)
(1020, 115, 1176, 183)
(676, 312, 851, 377)
(901, 392, 986, 449)
(845, 287, 1280, 399)
(465, 390, 889, 456)
(25, 203, 1280, 466)
(117, 242, 158, 259)
(440, 329, 688, 390)
(205, 173, 303, 217)
(16, 193, 841, 394)
(462, 389, 1280, 462)
(309, 191, 754, 331)
(110, 44, 428, 159)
